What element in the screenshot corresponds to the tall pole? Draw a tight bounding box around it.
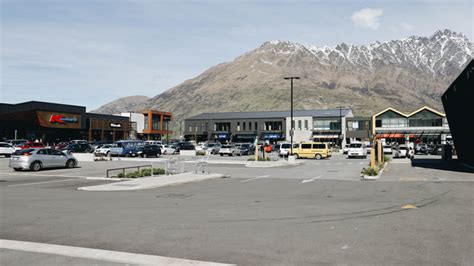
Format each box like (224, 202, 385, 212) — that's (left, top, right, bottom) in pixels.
(284, 76, 300, 155)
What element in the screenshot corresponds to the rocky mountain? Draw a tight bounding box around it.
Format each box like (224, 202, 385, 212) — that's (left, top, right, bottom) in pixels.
(95, 29, 473, 132)
(93, 95, 149, 114)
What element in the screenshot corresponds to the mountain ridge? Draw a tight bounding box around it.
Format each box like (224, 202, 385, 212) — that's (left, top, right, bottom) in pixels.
(93, 29, 473, 135)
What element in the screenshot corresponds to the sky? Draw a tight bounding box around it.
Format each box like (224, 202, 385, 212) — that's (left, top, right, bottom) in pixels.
(1, 0, 473, 110)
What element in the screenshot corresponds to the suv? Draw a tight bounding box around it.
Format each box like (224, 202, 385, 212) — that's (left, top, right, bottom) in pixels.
(347, 142, 367, 159)
(219, 145, 241, 156)
(134, 144, 162, 158)
(0, 142, 15, 157)
(293, 142, 331, 159)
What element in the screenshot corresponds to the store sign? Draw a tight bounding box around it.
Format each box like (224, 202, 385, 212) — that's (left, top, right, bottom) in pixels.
(49, 114, 78, 124)
(110, 123, 122, 128)
(37, 111, 81, 129)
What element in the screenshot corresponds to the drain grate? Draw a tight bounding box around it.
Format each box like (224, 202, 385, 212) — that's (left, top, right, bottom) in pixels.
(156, 193, 194, 199)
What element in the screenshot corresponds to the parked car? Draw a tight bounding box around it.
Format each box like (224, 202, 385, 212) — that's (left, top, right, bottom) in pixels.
(6, 139, 28, 147)
(94, 144, 114, 156)
(342, 144, 350, 154)
(415, 143, 429, 154)
(383, 145, 393, 154)
(219, 145, 241, 156)
(238, 143, 254, 155)
(18, 142, 45, 150)
(70, 140, 88, 144)
(9, 148, 78, 171)
(347, 142, 367, 159)
(174, 142, 195, 153)
(109, 140, 144, 157)
(276, 143, 297, 157)
(161, 144, 177, 155)
(204, 143, 221, 154)
(54, 142, 70, 150)
(62, 143, 94, 153)
(145, 140, 162, 145)
(133, 144, 162, 158)
(293, 142, 331, 160)
(393, 145, 408, 158)
(0, 142, 15, 157)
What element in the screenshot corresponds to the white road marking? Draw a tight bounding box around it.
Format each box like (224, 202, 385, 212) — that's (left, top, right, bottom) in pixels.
(240, 175, 270, 183)
(0, 239, 232, 266)
(8, 178, 80, 187)
(301, 175, 322, 184)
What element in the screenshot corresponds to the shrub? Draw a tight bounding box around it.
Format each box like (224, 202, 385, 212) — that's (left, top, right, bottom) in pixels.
(196, 150, 207, 156)
(361, 166, 379, 176)
(383, 155, 391, 162)
(115, 167, 165, 178)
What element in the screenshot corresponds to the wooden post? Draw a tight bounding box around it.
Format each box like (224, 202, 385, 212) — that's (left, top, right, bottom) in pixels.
(370, 145, 376, 168)
(377, 139, 383, 163)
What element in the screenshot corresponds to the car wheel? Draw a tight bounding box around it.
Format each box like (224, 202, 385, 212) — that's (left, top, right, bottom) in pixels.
(315, 154, 322, 160)
(294, 154, 300, 159)
(30, 161, 42, 171)
(66, 159, 76, 168)
(143, 154, 148, 158)
(220, 154, 223, 156)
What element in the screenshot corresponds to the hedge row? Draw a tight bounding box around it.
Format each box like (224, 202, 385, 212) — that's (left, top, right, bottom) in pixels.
(117, 168, 165, 178)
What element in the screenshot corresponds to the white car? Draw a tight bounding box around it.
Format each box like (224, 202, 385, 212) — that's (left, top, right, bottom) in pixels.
(0, 142, 15, 157)
(277, 143, 297, 157)
(347, 142, 367, 158)
(94, 144, 114, 156)
(394, 145, 408, 158)
(383, 145, 393, 154)
(219, 145, 241, 156)
(161, 145, 177, 155)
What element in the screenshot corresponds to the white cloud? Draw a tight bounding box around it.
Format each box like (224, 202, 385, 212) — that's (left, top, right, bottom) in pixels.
(351, 8, 383, 30)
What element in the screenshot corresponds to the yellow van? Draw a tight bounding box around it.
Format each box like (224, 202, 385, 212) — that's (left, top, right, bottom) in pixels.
(293, 142, 332, 159)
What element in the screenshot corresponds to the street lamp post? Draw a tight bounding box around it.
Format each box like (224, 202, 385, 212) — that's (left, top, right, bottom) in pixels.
(337, 106, 344, 147)
(284, 76, 300, 155)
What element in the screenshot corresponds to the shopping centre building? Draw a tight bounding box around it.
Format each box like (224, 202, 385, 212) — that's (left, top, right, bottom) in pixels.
(183, 108, 354, 145)
(0, 101, 173, 144)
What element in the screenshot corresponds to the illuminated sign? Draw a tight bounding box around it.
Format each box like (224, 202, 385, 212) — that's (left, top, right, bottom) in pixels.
(110, 123, 122, 128)
(49, 114, 78, 124)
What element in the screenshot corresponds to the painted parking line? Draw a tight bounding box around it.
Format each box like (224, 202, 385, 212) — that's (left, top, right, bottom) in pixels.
(240, 175, 270, 183)
(0, 239, 232, 266)
(8, 178, 81, 187)
(301, 175, 322, 184)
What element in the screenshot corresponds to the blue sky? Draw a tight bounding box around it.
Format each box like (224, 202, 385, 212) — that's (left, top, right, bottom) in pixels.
(1, 0, 472, 110)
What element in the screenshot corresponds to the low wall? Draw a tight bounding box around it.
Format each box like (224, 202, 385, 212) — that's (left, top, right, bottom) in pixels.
(73, 153, 95, 162)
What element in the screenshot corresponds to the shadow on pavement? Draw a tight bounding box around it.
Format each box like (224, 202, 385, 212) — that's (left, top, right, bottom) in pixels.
(411, 158, 474, 174)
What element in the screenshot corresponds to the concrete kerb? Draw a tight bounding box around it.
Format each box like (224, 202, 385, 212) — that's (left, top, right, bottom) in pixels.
(78, 172, 225, 191)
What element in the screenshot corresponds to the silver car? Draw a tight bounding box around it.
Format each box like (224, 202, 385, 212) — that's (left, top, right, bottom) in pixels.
(9, 148, 78, 171)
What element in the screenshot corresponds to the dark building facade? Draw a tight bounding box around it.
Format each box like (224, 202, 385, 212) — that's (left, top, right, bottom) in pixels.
(346, 117, 372, 142)
(442, 59, 474, 163)
(0, 101, 130, 144)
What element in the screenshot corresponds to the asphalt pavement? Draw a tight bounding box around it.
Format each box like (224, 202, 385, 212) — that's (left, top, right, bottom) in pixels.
(0, 154, 473, 265)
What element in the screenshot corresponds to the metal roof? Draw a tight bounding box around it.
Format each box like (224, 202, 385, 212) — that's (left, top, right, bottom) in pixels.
(186, 108, 352, 120)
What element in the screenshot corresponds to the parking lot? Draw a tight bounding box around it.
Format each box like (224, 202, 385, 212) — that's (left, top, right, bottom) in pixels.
(1, 153, 473, 265)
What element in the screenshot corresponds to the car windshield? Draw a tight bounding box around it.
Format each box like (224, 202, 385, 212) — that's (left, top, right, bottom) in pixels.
(399, 147, 407, 150)
(281, 144, 291, 149)
(350, 143, 362, 148)
(222, 145, 231, 148)
(241, 144, 250, 148)
(13, 149, 35, 155)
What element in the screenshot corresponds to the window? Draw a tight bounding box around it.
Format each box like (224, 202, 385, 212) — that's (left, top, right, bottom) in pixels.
(313, 119, 340, 130)
(301, 144, 312, 149)
(205, 123, 208, 131)
(243, 122, 246, 131)
(215, 122, 231, 131)
(152, 115, 160, 130)
(304, 120, 308, 130)
(249, 121, 252, 131)
(237, 122, 240, 131)
(195, 124, 198, 132)
(37, 149, 48, 155)
(313, 144, 326, 149)
(255, 122, 258, 131)
(298, 120, 302, 130)
(264, 121, 282, 131)
(189, 125, 192, 132)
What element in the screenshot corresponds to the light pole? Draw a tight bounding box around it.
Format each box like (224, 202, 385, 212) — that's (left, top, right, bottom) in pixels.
(337, 106, 344, 147)
(284, 76, 300, 155)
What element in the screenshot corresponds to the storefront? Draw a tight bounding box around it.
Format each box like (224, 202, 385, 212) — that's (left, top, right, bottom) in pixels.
(0, 101, 130, 144)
